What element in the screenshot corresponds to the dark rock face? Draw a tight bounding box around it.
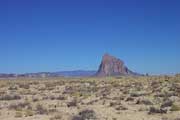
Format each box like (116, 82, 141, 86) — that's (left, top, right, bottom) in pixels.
(96, 54, 134, 76)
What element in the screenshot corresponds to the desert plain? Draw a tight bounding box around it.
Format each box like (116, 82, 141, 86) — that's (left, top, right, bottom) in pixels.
(0, 75, 180, 120)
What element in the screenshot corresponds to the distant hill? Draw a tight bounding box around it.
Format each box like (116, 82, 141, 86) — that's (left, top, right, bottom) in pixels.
(0, 70, 96, 78)
(0, 73, 17, 78)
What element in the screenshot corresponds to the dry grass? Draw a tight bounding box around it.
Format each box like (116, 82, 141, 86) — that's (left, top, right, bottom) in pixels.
(0, 75, 180, 120)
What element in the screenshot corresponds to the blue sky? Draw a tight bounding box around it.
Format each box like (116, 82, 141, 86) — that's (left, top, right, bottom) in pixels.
(0, 0, 180, 74)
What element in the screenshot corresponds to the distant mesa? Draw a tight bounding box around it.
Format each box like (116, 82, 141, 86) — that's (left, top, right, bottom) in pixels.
(96, 53, 137, 76)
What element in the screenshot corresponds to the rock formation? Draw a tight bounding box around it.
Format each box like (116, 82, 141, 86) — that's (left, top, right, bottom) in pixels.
(96, 53, 135, 76)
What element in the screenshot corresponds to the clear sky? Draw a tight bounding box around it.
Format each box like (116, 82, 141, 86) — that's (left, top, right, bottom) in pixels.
(0, 0, 180, 74)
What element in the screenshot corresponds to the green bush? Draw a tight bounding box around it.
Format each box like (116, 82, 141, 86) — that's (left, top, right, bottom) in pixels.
(15, 111, 23, 118)
(170, 104, 180, 111)
(24, 109, 34, 117)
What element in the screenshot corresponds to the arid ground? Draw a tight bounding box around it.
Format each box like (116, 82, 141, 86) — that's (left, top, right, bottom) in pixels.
(0, 75, 180, 120)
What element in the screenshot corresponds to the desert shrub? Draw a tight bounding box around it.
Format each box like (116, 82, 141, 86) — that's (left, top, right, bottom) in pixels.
(130, 92, 144, 97)
(138, 106, 149, 111)
(0, 83, 7, 88)
(46, 87, 54, 90)
(170, 104, 180, 111)
(72, 109, 97, 120)
(42, 96, 49, 100)
(15, 111, 23, 118)
(0, 94, 21, 100)
(112, 96, 125, 101)
(136, 99, 153, 105)
(32, 97, 39, 102)
(148, 106, 167, 114)
(72, 116, 82, 120)
(0, 91, 5, 96)
(50, 95, 56, 100)
(45, 82, 56, 88)
(67, 99, 77, 107)
(174, 118, 180, 120)
(86, 99, 99, 105)
(8, 85, 18, 90)
(161, 117, 168, 120)
(115, 76, 123, 79)
(125, 97, 134, 101)
(36, 104, 48, 114)
(48, 108, 57, 113)
(79, 109, 97, 120)
(115, 105, 128, 111)
(72, 92, 81, 98)
(161, 100, 173, 108)
(63, 86, 74, 94)
(49, 114, 62, 120)
(56, 95, 66, 100)
(9, 104, 22, 111)
(19, 83, 30, 89)
(9, 101, 31, 110)
(38, 86, 46, 91)
(109, 101, 121, 107)
(110, 81, 120, 87)
(24, 109, 34, 117)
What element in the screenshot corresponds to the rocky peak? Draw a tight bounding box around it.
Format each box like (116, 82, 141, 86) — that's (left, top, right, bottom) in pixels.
(96, 53, 133, 76)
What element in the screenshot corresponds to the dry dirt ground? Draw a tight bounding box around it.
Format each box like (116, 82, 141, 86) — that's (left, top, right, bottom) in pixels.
(0, 75, 180, 120)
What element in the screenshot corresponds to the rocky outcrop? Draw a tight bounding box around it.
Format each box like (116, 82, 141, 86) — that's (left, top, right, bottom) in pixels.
(96, 53, 135, 76)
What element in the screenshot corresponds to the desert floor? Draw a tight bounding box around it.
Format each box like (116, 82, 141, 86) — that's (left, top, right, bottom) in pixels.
(0, 75, 180, 120)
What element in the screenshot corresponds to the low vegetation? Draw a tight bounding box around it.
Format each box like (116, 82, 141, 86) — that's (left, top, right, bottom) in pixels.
(0, 75, 180, 120)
